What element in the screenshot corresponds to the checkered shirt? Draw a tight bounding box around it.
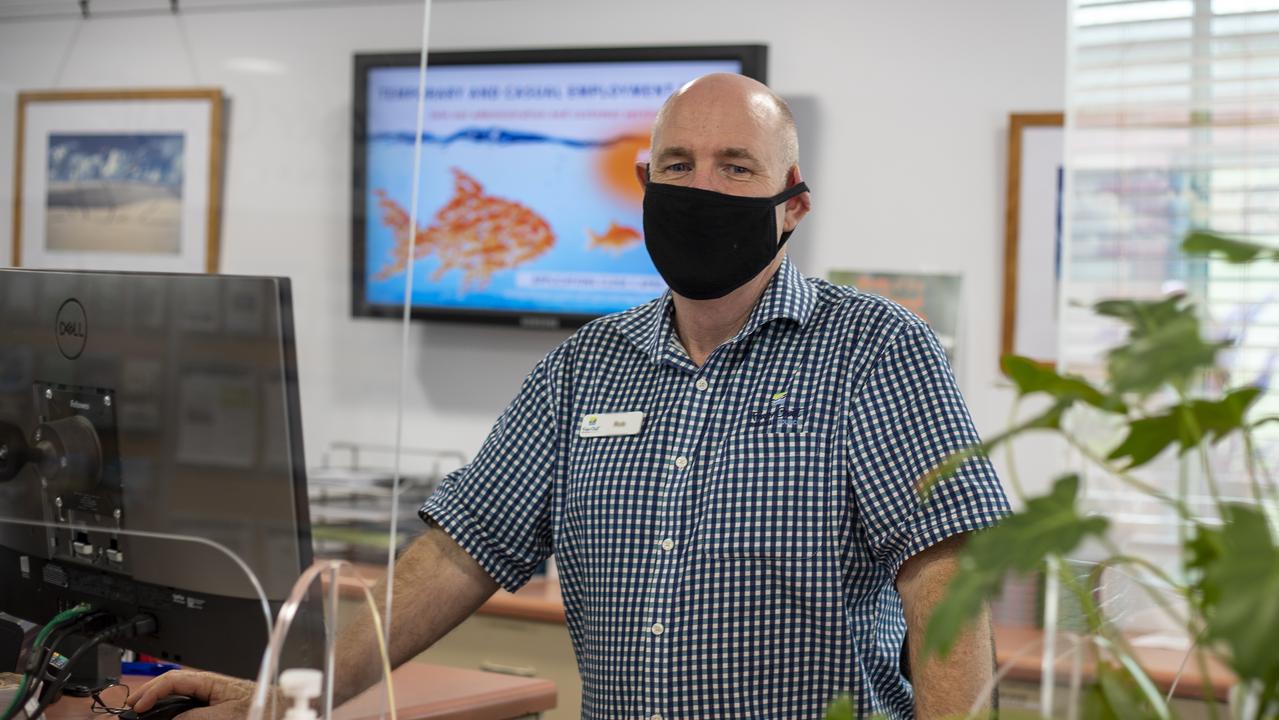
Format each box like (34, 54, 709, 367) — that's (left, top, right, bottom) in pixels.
(422, 257, 1010, 719)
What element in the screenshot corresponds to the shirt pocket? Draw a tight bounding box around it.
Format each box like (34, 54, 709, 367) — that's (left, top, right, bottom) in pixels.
(699, 429, 834, 560)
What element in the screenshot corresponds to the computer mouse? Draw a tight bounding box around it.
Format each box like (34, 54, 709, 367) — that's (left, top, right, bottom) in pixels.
(119, 694, 209, 720)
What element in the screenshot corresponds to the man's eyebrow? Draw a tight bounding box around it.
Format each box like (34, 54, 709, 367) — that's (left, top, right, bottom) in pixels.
(718, 147, 760, 162)
(652, 146, 762, 164)
(653, 146, 693, 164)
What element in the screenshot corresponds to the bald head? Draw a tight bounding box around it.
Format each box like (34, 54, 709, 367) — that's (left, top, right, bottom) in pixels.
(652, 73, 799, 173)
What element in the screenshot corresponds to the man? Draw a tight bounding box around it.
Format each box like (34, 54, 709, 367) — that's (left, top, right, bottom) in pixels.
(129, 74, 1009, 719)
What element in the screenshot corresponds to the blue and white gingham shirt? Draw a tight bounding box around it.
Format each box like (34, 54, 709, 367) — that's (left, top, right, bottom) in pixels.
(422, 257, 1009, 719)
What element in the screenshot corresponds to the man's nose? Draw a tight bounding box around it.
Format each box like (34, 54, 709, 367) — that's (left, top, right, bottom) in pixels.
(687, 167, 722, 192)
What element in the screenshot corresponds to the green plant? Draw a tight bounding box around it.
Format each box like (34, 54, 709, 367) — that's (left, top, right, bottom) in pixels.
(912, 231, 1279, 719)
(823, 231, 1278, 719)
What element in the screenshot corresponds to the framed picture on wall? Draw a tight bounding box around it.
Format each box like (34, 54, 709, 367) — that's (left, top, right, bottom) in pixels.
(12, 88, 224, 273)
(828, 269, 963, 366)
(1002, 112, 1064, 367)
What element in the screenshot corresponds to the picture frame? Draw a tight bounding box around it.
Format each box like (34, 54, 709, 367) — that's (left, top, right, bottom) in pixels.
(828, 269, 963, 367)
(1002, 112, 1064, 367)
(12, 88, 224, 273)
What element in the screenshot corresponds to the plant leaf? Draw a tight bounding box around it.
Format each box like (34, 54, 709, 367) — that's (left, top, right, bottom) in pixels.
(919, 400, 1068, 500)
(923, 475, 1109, 658)
(1095, 296, 1228, 396)
(1001, 355, 1127, 413)
(1193, 386, 1265, 440)
(1182, 230, 1279, 264)
(1198, 504, 1279, 683)
(822, 695, 855, 720)
(1094, 295, 1188, 334)
(1082, 663, 1168, 720)
(1105, 414, 1184, 470)
(1106, 387, 1264, 469)
(919, 444, 983, 503)
(1185, 524, 1225, 612)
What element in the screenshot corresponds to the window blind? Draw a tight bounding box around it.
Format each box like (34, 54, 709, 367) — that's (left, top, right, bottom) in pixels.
(1064, 0, 1279, 632)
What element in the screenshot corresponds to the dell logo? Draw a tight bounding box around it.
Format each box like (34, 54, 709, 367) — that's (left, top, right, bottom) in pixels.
(55, 298, 87, 360)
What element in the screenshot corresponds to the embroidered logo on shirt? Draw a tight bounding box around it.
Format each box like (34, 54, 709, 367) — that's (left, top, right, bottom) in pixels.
(749, 391, 807, 431)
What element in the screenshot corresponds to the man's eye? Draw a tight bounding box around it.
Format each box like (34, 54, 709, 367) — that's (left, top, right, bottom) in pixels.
(665, 162, 691, 173)
(726, 165, 751, 175)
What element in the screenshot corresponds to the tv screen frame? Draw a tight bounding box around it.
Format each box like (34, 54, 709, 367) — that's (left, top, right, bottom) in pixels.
(351, 44, 768, 328)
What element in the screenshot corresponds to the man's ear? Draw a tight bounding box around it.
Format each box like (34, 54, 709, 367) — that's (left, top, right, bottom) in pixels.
(782, 165, 812, 232)
(634, 162, 650, 190)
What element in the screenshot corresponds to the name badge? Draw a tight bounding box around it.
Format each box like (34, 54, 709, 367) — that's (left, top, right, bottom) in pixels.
(579, 411, 644, 438)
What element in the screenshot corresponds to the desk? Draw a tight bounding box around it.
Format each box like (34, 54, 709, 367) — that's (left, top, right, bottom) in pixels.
(43, 663, 555, 720)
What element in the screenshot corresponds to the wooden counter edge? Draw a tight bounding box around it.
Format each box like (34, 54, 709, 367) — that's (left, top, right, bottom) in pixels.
(994, 625, 1234, 702)
(337, 664, 557, 720)
(46, 667, 556, 720)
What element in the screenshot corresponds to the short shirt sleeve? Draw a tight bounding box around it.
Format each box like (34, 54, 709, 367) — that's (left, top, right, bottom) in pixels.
(420, 357, 558, 592)
(847, 323, 1010, 577)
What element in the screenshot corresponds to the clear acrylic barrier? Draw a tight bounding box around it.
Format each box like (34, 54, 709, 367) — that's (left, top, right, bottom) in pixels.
(1, 0, 445, 716)
(253, 558, 394, 720)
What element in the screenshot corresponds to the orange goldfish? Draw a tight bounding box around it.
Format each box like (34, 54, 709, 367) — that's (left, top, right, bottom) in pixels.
(374, 168, 556, 289)
(586, 221, 642, 254)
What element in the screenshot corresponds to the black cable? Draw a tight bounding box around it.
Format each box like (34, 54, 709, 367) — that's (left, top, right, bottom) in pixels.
(25, 619, 118, 715)
(42, 616, 110, 697)
(0, 611, 104, 720)
(34, 615, 152, 714)
(28, 615, 156, 719)
(10, 612, 106, 718)
(33, 613, 100, 673)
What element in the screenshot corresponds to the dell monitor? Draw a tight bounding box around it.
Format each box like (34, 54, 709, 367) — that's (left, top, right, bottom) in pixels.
(0, 269, 320, 682)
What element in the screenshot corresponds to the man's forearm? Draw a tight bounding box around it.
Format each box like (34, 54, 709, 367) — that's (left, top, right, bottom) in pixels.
(331, 525, 499, 705)
(906, 601, 995, 719)
(897, 534, 996, 719)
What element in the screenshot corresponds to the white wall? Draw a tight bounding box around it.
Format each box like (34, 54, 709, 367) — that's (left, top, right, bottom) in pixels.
(0, 0, 1068, 493)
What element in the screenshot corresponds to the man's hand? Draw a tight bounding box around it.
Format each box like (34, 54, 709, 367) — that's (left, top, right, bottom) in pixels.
(896, 532, 996, 720)
(125, 669, 272, 719)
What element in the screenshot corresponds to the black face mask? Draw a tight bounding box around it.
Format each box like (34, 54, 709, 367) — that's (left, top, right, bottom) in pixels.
(642, 179, 810, 300)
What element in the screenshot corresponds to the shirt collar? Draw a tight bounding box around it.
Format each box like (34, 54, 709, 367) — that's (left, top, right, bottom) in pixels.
(615, 255, 817, 365)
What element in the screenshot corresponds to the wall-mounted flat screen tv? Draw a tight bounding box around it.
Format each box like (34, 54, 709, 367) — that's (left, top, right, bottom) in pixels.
(352, 45, 768, 327)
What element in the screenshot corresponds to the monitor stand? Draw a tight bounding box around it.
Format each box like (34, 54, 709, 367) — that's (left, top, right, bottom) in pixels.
(54, 638, 122, 697)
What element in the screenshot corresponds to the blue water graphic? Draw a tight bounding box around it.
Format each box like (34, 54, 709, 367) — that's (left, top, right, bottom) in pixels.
(367, 127, 640, 150)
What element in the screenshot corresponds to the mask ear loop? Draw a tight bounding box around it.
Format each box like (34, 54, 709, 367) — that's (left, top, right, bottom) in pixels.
(775, 182, 810, 248)
(773, 181, 810, 204)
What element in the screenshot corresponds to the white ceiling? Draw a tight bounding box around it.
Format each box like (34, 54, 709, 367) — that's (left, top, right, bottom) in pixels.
(0, 0, 464, 22)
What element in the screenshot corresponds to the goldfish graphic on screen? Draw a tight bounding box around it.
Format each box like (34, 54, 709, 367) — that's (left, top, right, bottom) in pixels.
(373, 167, 555, 289)
(586, 221, 642, 254)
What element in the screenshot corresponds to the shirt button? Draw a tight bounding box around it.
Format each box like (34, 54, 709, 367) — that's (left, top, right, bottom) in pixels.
(651, 714, 663, 720)
(674, 456, 688, 469)
(694, 378, 709, 391)
(651, 622, 665, 636)
(660, 538, 675, 552)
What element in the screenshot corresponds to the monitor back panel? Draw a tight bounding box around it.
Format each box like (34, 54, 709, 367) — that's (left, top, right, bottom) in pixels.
(0, 270, 316, 675)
